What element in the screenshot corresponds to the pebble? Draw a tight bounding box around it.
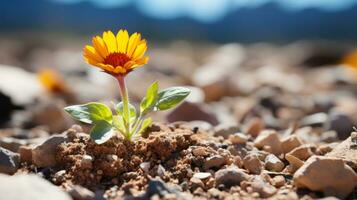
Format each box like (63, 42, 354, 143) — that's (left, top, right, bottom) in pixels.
(80, 155, 93, 169)
(294, 156, 357, 199)
(244, 117, 265, 137)
(281, 135, 302, 154)
(140, 162, 151, 173)
(32, 134, 68, 167)
(192, 146, 209, 157)
(204, 155, 226, 170)
(0, 147, 20, 175)
(352, 132, 357, 144)
(53, 170, 66, 184)
(272, 175, 285, 188)
(264, 154, 284, 172)
(18, 145, 33, 163)
(229, 133, 248, 144)
(0, 137, 27, 152)
(250, 176, 277, 198)
(285, 154, 304, 173)
(215, 166, 249, 186)
(68, 185, 95, 200)
(166, 102, 219, 125)
(327, 112, 354, 140)
(157, 164, 166, 178)
(287, 144, 314, 161)
(243, 154, 263, 174)
(254, 130, 283, 156)
(189, 177, 205, 190)
(193, 172, 211, 180)
(326, 135, 357, 168)
(213, 123, 240, 139)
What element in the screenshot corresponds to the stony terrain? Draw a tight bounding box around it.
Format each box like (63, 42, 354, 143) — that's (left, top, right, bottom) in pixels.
(0, 38, 356, 199)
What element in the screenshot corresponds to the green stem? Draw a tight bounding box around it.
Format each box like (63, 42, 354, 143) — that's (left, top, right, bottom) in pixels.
(116, 76, 131, 139)
(130, 114, 142, 137)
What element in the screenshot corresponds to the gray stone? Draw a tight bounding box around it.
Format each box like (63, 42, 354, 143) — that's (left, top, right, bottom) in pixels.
(0, 147, 20, 175)
(0, 174, 71, 200)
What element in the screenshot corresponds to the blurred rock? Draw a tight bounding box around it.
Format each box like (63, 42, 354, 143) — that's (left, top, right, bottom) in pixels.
(300, 112, 327, 127)
(281, 135, 303, 154)
(32, 134, 68, 167)
(326, 112, 354, 140)
(327, 134, 357, 169)
(243, 117, 265, 137)
(294, 156, 357, 199)
(0, 174, 71, 200)
(287, 144, 314, 161)
(192, 44, 245, 101)
(0, 147, 20, 175)
(213, 123, 239, 139)
(265, 154, 284, 172)
(229, 133, 248, 145)
(215, 166, 249, 186)
(0, 137, 27, 152)
(204, 155, 225, 170)
(18, 145, 33, 163)
(166, 102, 218, 125)
(31, 100, 71, 133)
(271, 175, 285, 188)
(0, 92, 18, 125)
(68, 185, 94, 200)
(192, 146, 210, 157)
(193, 172, 211, 180)
(0, 65, 43, 105)
(285, 154, 304, 173)
(243, 154, 263, 174)
(250, 176, 277, 198)
(254, 130, 283, 156)
(185, 121, 213, 132)
(320, 130, 338, 143)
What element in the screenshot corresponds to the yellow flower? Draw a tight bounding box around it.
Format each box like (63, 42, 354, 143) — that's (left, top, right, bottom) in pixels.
(38, 68, 67, 93)
(83, 30, 149, 76)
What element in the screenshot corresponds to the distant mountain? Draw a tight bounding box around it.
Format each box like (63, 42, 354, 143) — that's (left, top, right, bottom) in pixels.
(1, 0, 357, 42)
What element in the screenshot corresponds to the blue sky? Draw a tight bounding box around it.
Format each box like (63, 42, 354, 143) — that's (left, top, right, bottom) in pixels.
(52, 0, 357, 22)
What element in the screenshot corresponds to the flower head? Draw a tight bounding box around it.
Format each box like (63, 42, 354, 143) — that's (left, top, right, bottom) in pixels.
(83, 30, 149, 76)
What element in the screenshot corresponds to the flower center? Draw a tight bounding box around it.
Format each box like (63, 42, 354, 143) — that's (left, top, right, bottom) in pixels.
(104, 52, 130, 67)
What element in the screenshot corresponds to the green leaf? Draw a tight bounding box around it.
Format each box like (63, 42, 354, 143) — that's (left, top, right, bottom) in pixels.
(64, 102, 113, 124)
(140, 81, 158, 114)
(90, 120, 114, 144)
(138, 117, 152, 135)
(113, 115, 125, 133)
(116, 102, 136, 119)
(155, 87, 191, 110)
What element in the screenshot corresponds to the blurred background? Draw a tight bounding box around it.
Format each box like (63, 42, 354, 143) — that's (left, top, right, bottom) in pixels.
(0, 0, 357, 142)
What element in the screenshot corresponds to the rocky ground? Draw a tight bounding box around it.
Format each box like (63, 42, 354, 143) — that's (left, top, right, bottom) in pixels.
(0, 38, 356, 199)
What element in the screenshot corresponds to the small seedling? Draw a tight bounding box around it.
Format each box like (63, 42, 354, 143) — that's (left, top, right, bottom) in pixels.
(65, 30, 190, 144)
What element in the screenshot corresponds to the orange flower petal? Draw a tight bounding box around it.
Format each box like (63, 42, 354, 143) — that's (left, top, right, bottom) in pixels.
(92, 36, 108, 58)
(83, 45, 103, 63)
